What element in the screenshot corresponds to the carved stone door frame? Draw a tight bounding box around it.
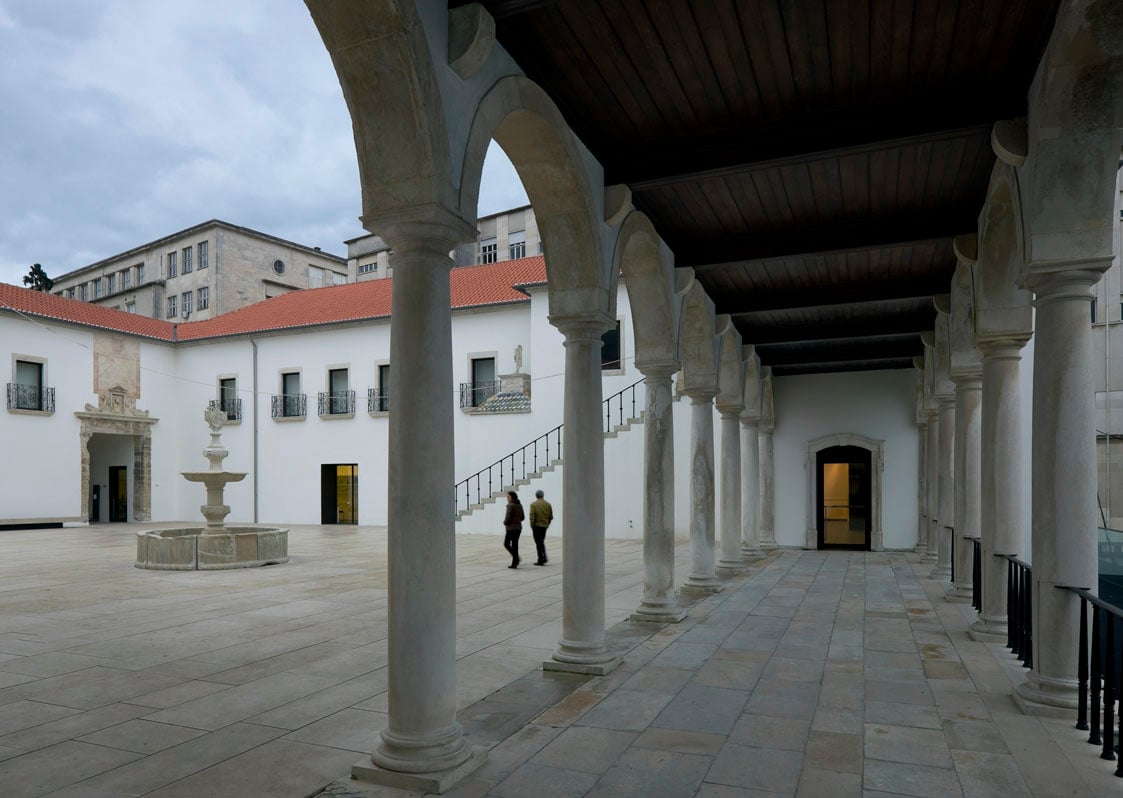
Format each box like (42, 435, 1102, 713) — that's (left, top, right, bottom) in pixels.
(805, 433, 884, 551)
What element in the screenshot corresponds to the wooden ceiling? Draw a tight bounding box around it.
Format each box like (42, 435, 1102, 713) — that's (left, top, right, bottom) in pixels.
(453, 0, 1061, 374)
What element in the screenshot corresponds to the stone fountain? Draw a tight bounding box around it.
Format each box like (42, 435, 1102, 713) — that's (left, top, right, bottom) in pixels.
(136, 405, 288, 570)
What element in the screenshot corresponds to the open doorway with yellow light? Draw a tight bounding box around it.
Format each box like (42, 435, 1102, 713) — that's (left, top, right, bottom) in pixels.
(816, 445, 871, 550)
(321, 464, 358, 524)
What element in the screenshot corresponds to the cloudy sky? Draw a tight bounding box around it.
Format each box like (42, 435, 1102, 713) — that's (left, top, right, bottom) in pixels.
(0, 0, 528, 287)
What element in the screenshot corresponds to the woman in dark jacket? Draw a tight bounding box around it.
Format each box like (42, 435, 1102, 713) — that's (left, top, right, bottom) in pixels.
(503, 491, 524, 568)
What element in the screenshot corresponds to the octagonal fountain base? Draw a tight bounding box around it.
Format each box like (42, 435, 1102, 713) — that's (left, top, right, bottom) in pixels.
(135, 526, 289, 570)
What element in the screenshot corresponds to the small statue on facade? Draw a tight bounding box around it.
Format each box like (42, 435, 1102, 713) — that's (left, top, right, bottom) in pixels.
(514, 344, 523, 373)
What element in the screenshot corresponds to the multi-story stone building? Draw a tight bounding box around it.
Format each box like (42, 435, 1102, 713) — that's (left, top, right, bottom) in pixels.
(50, 220, 349, 321)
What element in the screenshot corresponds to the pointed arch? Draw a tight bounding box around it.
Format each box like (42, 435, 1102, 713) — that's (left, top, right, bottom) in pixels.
(715, 316, 744, 411)
(611, 211, 677, 369)
(976, 162, 1033, 340)
(676, 273, 719, 395)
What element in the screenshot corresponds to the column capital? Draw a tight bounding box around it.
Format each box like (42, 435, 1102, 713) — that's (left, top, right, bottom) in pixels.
(637, 362, 678, 381)
(951, 371, 983, 389)
(1024, 264, 1109, 303)
(926, 409, 939, 423)
(716, 406, 741, 420)
(978, 335, 1030, 359)
(550, 312, 614, 342)
(740, 415, 761, 428)
(368, 205, 477, 255)
(683, 388, 716, 405)
(938, 395, 956, 410)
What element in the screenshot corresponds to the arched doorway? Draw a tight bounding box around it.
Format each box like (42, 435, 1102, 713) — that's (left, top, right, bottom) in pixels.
(805, 433, 884, 550)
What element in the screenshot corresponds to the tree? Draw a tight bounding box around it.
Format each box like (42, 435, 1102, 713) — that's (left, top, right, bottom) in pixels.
(22, 263, 53, 292)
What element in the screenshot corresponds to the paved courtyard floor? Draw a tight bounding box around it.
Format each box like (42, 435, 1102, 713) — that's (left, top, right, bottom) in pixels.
(0, 523, 1115, 797)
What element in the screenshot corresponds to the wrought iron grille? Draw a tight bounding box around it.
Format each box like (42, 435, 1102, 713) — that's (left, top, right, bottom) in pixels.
(318, 390, 355, 415)
(367, 388, 389, 413)
(208, 398, 241, 421)
(271, 394, 306, 418)
(6, 383, 54, 412)
(459, 380, 500, 408)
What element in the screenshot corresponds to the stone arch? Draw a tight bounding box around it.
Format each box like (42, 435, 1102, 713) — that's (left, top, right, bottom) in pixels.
(1022, 0, 1123, 268)
(948, 241, 982, 377)
(676, 273, 719, 395)
(804, 433, 885, 551)
(307, 0, 459, 224)
(977, 162, 1033, 340)
(459, 75, 608, 317)
(715, 316, 744, 412)
(611, 211, 677, 369)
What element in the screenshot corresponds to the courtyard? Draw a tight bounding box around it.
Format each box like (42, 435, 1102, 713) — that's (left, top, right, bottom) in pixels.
(0, 523, 1111, 796)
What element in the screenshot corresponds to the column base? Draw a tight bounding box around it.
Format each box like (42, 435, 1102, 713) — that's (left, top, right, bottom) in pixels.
(740, 547, 764, 558)
(716, 559, 743, 575)
(631, 601, 686, 624)
(352, 746, 486, 794)
(922, 551, 938, 561)
(1013, 672, 1079, 719)
(944, 585, 973, 604)
(930, 565, 951, 580)
(759, 541, 778, 550)
(680, 576, 724, 595)
(546, 638, 622, 676)
(543, 656, 622, 676)
(968, 617, 1008, 643)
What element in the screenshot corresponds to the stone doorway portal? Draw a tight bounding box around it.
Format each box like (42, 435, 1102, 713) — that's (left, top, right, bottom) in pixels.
(805, 433, 884, 551)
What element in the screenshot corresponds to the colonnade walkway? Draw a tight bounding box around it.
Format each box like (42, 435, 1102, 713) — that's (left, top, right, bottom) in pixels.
(0, 524, 1112, 797)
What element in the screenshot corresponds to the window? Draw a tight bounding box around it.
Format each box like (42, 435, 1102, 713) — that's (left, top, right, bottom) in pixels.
(182, 246, 193, 274)
(509, 230, 526, 260)
(358, 261, 377, 275)
(219, 377, 239, 421)
(9, 359, 51, 412)
(122, 268, 131, 290)
(198, 240, 208, 269)
(273, 259, 285, 275)
(125, 302, 136, 314)
(538, 240, 544, 255)
(137, 264, 145, 284)
(278, 371, 303, 417)
(67, 288, 75, 299)
(166, 295, 177, 319)
(94, 278, 104, 299)
(373, 364, 390, 412)
(308, 266, 324, 289)
(327, 368, 350, 414)
(106, 273, 116, 294)
(80, 283, 89, 301)
(1092, 298, 1098, 324)
(181, 291, 193, 317)
(479, 237, 497, 264)
(198, 286, 209, 311)
(167, 251, 177, 278)
(329, 271, 345, 286)
(461, 357, 496, 408)
(601, 320, 622, 371)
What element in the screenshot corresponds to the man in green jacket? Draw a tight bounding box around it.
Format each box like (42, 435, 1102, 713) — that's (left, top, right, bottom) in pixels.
(529, 489, 553, 566)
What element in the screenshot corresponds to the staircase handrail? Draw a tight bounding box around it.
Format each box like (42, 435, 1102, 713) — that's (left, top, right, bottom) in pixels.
(454, 378, 644, 516)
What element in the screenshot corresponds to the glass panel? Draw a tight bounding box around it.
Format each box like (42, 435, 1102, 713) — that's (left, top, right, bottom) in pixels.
(601, 322, 622, 370)
(336, 464, 357, 523)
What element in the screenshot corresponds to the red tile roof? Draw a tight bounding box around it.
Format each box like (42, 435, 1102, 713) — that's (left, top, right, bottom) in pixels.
(0, 256, 547, 343)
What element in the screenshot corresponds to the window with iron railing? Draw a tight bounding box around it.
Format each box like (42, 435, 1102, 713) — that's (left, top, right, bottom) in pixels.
(459, 380, 500, 408)
(209, 397, 241, 422)
(367, 388, 389, 413)
(319, 390, 355, 416)
(7, 359, 54, 414)
(216, 377, 239, 420)
(271, 393, 306, 419)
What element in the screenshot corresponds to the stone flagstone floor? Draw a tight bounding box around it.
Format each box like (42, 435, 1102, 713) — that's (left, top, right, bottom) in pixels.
(0, 523, 1116, 796)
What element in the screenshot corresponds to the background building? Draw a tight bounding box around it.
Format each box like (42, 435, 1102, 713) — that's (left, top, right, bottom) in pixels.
(49, 220, 348, 321)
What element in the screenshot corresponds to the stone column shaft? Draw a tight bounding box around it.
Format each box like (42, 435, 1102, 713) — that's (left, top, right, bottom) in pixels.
(972, 341, 1028, 640)
(741, 420, 761, 555)
(758, 430, 776, 549)
(950, 376, 982, 600)
(548, 318, 620, 674)
(1017, 274, 1100, 711)
(917, 421, 928, 553)
(933, 400, 955, 580)
(632, 368, 685, 622)
(683, 392, 722, 592)
(717, 410, 743, 573)
(926, 414, 940, 560)
(373, 223, 477, 779)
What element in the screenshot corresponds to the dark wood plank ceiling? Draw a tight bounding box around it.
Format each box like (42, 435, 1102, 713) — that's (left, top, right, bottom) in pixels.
(454, 0, 1060, 374)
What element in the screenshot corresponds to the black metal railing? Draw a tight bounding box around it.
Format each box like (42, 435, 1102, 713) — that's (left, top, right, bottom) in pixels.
(1058, 585, 1123, 775)
(459, 380, 500, 409)
(208, 398, 241, 421)
(318, 391, 355, 415)
(604, 380, 640, 435)
(1000, 554, 1033, 668)
(950, 526, 955, 584)
(454, 379, 644, 516)
(270, 394, 306, 418)
(6, 383, 54, 412)
(970, 537, 982, 612)
(367, 388, 389, 413)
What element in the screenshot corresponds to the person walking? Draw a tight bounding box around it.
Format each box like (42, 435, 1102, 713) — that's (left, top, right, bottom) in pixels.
(529, 489, 553, 566)
(503, 491, 524, 568)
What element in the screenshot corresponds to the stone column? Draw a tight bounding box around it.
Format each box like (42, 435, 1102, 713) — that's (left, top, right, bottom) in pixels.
(925, 412, 940, 560)
(758, 428, 776, 549)
(546, 315, 622, 674)
(932, 399, 955, 580)
(1016, 272, 1101, 713)
(366, 215, 484, 786)
(948, 374, 982, 601)
(717, 408, 743, 574)
(740, 419, 761, 556)
(682, 390, 722, 592)
(971, 338, 1029, 641)
(916, 419, 928, 554)
(631, 366, 685, 623)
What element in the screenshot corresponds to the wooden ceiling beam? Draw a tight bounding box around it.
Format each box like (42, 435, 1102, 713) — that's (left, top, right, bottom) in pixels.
(736, 313, 936, 345)
(450, 0, 555, 19)
(756, 337, 922, 368)
(717, 276, 949, 314)
(769, 358, 917, 377)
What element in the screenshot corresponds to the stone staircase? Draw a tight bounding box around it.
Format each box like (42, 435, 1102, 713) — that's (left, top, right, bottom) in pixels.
(455, 410, 646, 521)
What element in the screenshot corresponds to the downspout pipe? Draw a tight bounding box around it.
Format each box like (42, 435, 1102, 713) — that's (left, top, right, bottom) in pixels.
(252, 337, 259, 524)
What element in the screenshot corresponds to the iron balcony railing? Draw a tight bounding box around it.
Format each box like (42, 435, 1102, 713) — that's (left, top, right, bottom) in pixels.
(969, 537, 982, 613)
(460, 380, 500, 409)
(454, 379, 642, 516)
(318, 390, 355, 416)
(367, 388, 389, 413)
(999, 553, 1033, 669)
(6, 383, 55, 412)
(208, 398, 241, 421)
(270, 394, 306, 419)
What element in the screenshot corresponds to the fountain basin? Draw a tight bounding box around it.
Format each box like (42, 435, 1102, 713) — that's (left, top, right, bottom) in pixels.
(135, 526, 289, 570)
